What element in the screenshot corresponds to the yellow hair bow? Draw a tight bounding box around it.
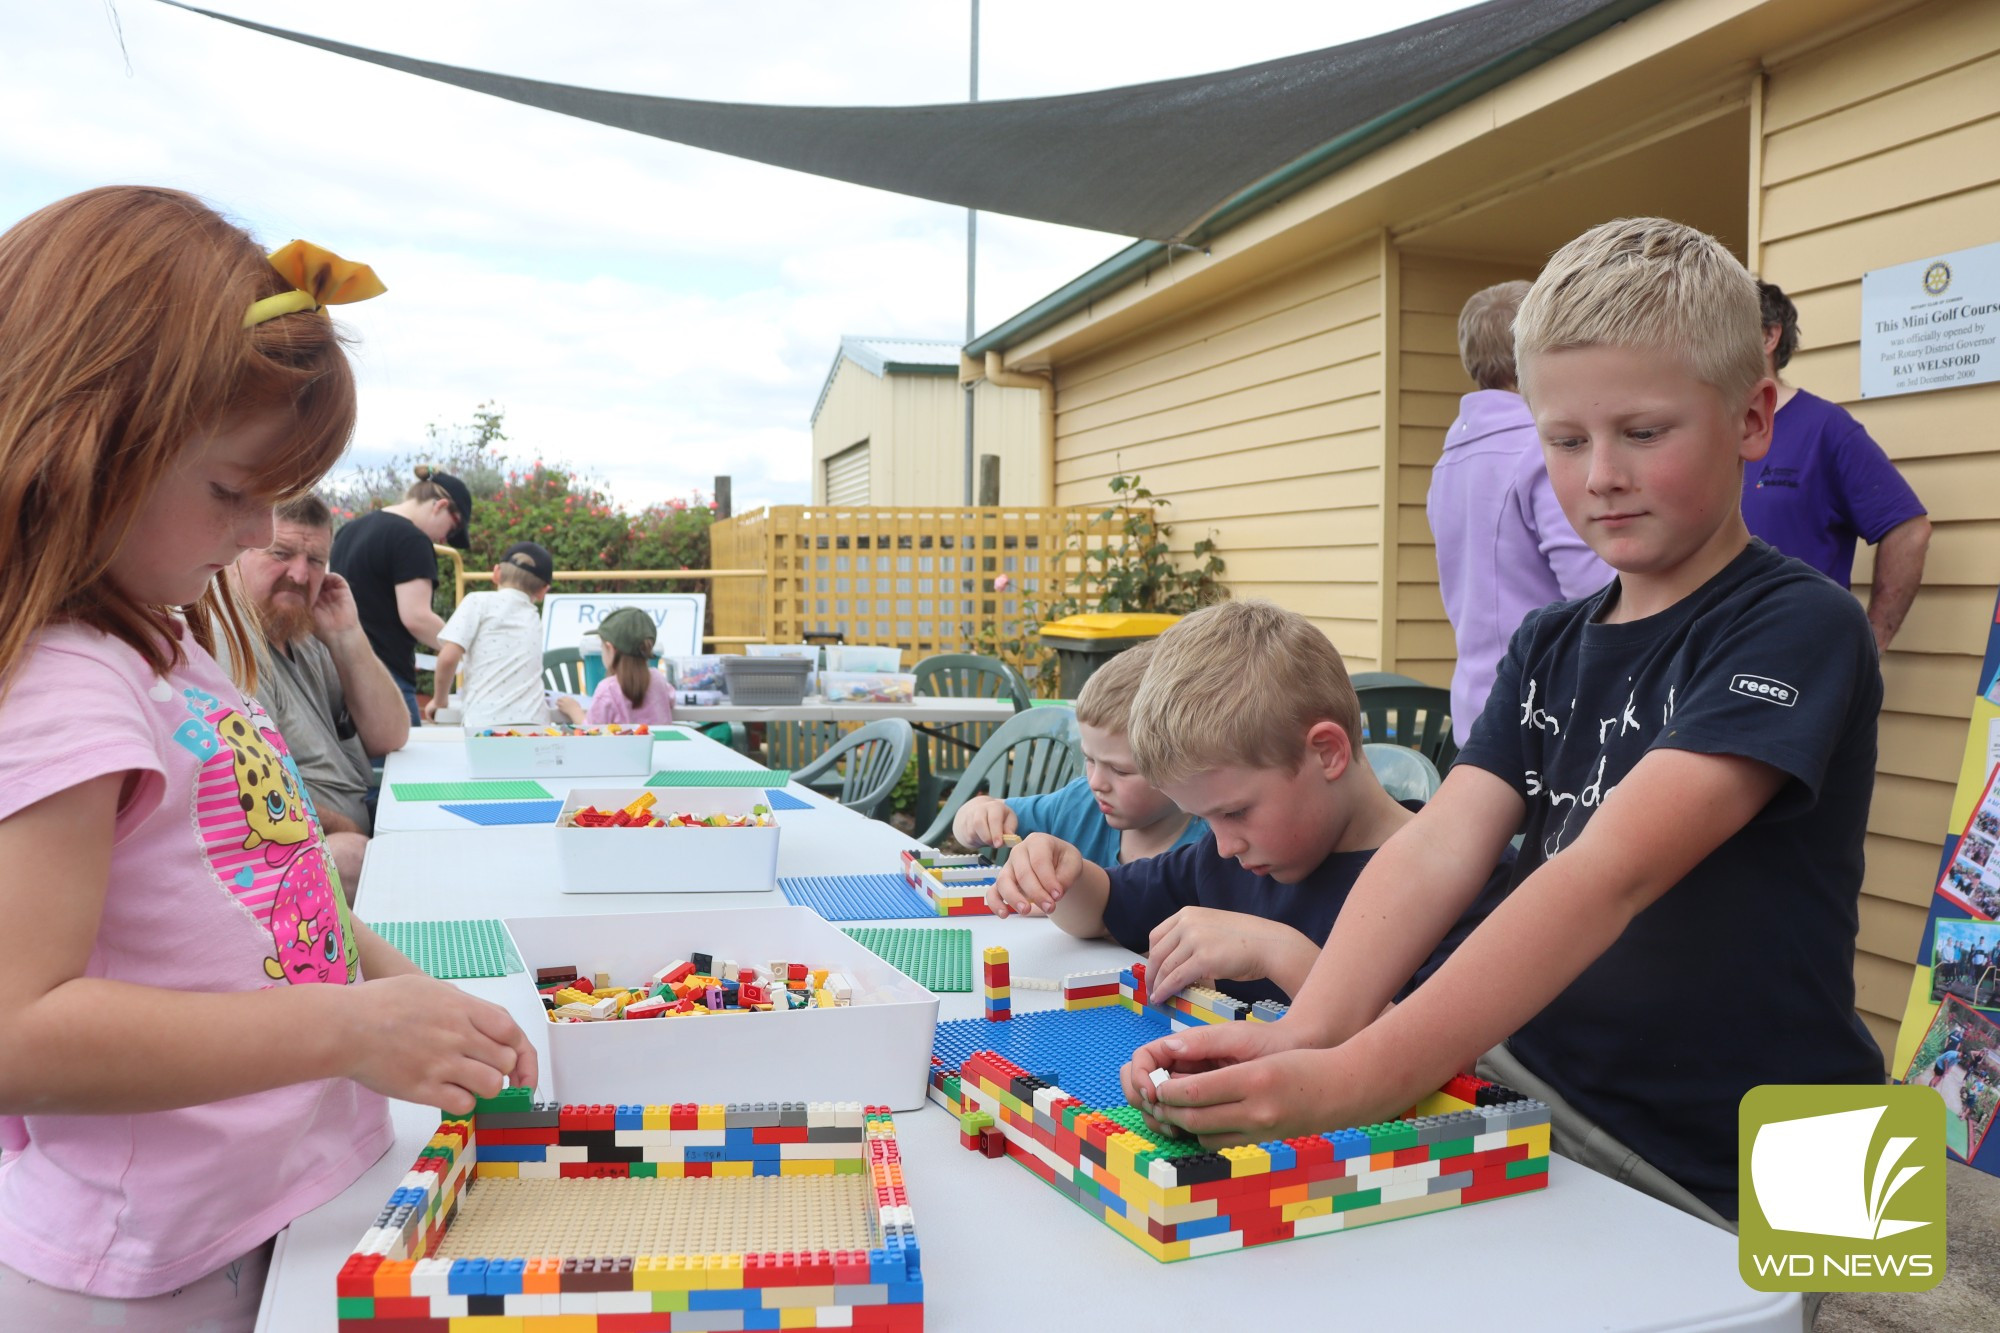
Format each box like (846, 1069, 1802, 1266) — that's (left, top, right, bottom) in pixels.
(242, 239, 386, 328)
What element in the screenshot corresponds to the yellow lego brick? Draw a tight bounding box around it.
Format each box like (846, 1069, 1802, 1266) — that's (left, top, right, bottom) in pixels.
(1064, 994, 1120, 1010)
(1229, 1144, 1273, 1178)
(449, 1316, 524, 1332)
(810, 969, 828, 989)
(633, 1256, 668, 1292)
(711, 1160, 754, 1178)
(780, 1309, 818, 1329)
(707, 1254, 745, 1289)
(815, 988, 834, 1008)
(473, 1162, 520, 1179)
(780, 1152, 836, 1176)
(699, 1104, 725, 1130)
(643, 1105, 672, 1130)
(982, 945, 1009, 964)
(1406, 1089, 1474, 1118)
(983, 985, 1011, 1000)
(1282, 1196, 1334, 1223)
(655, 1254, 706, 1291)
(1105, 1130, 1149, 1179)
(528, 1317, 594, 1333)
(1508, 1123, 1551, 1159)
(657, 1162, 686, 1178)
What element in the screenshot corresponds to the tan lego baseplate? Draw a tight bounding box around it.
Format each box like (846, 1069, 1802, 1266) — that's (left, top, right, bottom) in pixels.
(433, 1175, 880, 1260)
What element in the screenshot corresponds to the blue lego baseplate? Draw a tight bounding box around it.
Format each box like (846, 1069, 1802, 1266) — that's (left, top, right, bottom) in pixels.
(439, 799, 564, 826)
(762, 788, 813, 811)
(779, 873, 936, 921)
(931, 1004, 1174, 1109)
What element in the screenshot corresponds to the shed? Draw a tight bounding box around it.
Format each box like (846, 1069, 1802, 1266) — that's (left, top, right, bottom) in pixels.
(811, 335, 1044, 506)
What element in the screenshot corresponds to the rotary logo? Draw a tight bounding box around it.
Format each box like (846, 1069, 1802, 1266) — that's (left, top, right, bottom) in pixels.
(1924, 261, 1952, 296)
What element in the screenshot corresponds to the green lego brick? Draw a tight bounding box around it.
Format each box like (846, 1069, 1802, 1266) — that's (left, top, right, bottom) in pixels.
(1428, 1135, 1476, 1160)
(370, 919, 522, 980)
(644, 769, 790, 787)
(337, 1297, 375, 1318)
(833, 1157, 864, 1174)
(391, 779, 554, 802)
(1506, 1155, 1551, 1179)
(652, 1289, 693, 1313)
(1332, 1187, 1383, 1212)
(842, 926, 973, 992)
(629, 1161, 658, 1178)
(471, 1085, 533, 1114)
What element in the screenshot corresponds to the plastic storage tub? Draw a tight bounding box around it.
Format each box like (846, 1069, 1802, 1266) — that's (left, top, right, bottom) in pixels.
(464, 726, 655, 777)
(721, 655, 814, 705)
(554, 786, 780, 893)
(503, 906, 939, 1108)
(819, 671, 917, 704)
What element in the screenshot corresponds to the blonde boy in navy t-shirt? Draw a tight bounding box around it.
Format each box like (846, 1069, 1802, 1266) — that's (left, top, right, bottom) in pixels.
(953, 643, 1205, 868)
(1125, 218, 1883, 1226)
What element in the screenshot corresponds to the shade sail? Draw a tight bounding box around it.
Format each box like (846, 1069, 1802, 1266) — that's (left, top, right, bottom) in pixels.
(163, 0, 1652, 243)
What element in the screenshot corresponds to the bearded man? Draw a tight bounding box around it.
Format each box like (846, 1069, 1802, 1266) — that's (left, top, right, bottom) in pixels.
(225, 494, 411, 894)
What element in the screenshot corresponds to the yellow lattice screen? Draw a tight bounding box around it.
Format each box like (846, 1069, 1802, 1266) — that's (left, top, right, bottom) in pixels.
(709, 504, 1126, 679)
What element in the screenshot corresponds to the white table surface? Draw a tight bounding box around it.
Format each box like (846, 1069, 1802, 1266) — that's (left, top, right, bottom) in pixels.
(258, 911, 1797, 1332)
(673, 696, 1018, 724)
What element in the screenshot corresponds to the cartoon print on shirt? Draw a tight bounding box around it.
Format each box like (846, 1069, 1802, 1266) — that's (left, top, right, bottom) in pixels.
(215, 709, 311, 858)
(183, 698, 354, 986)
(261, 846, 349, 984)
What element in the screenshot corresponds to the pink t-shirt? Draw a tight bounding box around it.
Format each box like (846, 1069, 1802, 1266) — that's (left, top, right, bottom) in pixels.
(585, 668, 675, 726)
(0, 623, 392, 1298)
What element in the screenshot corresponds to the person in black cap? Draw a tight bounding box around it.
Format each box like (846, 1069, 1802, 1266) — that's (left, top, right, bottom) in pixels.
(329, 466, 473, 723)
(426, 541, 557, 731)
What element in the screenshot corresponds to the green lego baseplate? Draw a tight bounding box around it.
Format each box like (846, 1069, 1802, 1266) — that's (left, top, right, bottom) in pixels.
(391, 780, 555, 802)
(645, 770, 792, 787)
(841, 926, 973, 992)
(370, 919, 522, 979)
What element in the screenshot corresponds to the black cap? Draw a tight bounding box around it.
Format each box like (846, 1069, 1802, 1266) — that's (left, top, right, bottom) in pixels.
(500, 541, 555, 586)
(431, 471, 473, 550)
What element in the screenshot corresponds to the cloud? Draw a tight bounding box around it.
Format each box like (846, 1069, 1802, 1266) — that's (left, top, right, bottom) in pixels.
(2, 0, 1462, 507)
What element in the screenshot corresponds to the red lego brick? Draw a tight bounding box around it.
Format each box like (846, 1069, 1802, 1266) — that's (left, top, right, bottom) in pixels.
(1439, 1141, 1528, 1176)
(1461, 1168, 1546, 1205)
(336, 1253, 383, 1298)
(1392, 1145, 1431, 1168)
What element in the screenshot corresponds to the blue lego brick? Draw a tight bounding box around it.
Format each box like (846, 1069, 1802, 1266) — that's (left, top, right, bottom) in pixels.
(930, 1004, 1175, 1109)
(753, 1159, 782, 1176)
(1174, 1214, 1234, 1240)
(778, 873, 935, 921)
(684, 1146, 728, 1162)
(438, 799, 563, 827)
(474, 1144, 549, 1162)
(448, 1259, 487, 1296)
(1329, 1128, 1371, 1160)
(485, 1258, 525, 1296)
(763, 788, 813, 810)
(1263, 1140, 1298, 1173)
(616, 1105, 643, 1130)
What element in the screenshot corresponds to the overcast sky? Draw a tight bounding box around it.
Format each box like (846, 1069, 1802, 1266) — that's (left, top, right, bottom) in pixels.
(2, 0, 1462, 510)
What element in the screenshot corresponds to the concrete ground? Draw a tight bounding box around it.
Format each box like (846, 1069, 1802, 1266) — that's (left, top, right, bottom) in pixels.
(1815, 1160, 2000, 1329)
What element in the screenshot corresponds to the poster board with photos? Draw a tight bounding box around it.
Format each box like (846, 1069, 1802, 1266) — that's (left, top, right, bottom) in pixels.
(1890, 586, 2000, 1176)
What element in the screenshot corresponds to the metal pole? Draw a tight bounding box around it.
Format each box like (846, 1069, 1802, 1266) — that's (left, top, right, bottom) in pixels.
(962, 0, 979, 504)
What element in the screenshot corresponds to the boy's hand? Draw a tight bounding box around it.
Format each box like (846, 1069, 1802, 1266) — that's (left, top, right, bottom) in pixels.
(1144, 908, 1318, 1005)
(987, 833, 1083, 917)
(1124, 1023, 1389, 1146)
(954, 796, 1018, 850)
(341, 974, 539, 1115)
(420, 696, 441, 723)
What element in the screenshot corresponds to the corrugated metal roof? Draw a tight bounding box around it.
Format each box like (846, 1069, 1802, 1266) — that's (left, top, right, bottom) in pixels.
(811, 335, 961, 426)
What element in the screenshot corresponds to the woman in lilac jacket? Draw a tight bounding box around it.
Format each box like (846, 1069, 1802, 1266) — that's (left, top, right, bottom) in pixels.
(1426, 281, 1611, 746)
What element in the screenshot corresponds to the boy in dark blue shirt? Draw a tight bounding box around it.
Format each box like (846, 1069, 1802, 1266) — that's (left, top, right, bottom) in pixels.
(1127, 218, 1884, 1226)
(992, 600, 1508, 1007)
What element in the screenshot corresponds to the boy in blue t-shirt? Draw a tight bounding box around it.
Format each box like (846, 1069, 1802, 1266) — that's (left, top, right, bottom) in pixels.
(992, 601, 1508, 1008)
(1125, 219, 1885, 1226)
(952, 642, 1205, 868)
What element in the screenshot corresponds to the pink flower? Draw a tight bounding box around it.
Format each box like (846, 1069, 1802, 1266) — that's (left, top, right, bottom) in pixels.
(993, 574, 1012, 592)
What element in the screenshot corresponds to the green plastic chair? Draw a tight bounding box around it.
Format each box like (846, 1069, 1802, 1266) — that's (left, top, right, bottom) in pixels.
(1349, 671, 1428, 691)
(911, 653, 1033, 825)
(792, 719, 914, 820)
(918, 706, 1084, 847)
(765, 721, 843, 772)
(1364, 742, 1442, 803)
(1355, 683, 1457, 772)
(542, 647, 588, 695)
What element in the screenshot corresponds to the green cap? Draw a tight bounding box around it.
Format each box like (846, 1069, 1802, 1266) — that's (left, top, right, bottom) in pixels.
(587, 606, 656, 657)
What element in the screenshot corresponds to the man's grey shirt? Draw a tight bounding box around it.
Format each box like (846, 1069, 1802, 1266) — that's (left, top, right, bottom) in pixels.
(244, 634, 377, 834)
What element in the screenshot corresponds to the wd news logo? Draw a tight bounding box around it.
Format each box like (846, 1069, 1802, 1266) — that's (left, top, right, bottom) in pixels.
(1739, 1086, 1946, 1292)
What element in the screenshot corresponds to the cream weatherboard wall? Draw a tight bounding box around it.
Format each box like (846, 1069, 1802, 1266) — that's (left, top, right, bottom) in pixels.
(1050, 239, 1389, 666)
(1755, 0, 2000, 1056)
(1392, 252, 1540, 692)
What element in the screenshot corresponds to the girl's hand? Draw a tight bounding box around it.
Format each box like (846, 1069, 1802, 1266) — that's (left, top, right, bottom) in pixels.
(1144, 908, 1317, 1006)
(341, 974, 538, 1114)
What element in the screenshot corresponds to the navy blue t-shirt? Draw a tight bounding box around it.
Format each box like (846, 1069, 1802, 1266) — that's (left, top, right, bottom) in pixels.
(1456, 539, 1884, 1220)
(1100, 801, 1513, 1009)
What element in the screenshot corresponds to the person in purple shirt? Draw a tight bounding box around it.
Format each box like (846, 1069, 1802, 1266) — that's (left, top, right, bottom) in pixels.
(1745, 281, 1930, 652)
(1427, 281, 1611, 745)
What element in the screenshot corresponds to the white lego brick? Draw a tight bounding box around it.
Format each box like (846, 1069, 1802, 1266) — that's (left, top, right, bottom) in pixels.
(1472, 1129, 1510, 1153)
(815, 1306, 857, 1328)
(411, 1257, 452, 1298)
(1293, 1211, 1346, 1237)
(1187, 1231, 1245, 1257)
(545, 1145, 592, 1163)
(428, 1296, 470, 1318)
(598, 1290, 652, 1314)
(559, 1290, 600, 1314)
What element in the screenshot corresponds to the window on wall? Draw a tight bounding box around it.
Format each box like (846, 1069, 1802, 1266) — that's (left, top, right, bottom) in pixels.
(825, 440, 870, 505)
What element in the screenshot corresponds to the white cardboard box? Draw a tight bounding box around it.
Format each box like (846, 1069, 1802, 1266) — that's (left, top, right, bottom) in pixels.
(555, 786, 780, 894)
(464, 728, 656, 778)
(504, 907, 939, 1109)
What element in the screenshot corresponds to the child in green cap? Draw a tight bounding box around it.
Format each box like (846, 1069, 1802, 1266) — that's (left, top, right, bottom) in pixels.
(556, 605, 675, 726)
